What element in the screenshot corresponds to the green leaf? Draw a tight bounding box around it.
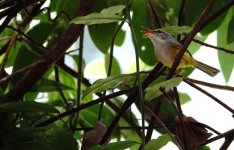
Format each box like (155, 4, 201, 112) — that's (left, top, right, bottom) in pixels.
(145, 77, 183, 101)
(115, 29, 126, 46)
(0, 101, 59, 113)
(88, 23, 118, 53)
(227, 16, 234, 44)
(83, 74, 136, 98)
(198, 146, 211, 150)
(144, 134, 171, 150)
(90, 141, 137, 150)
(160, 26, 192, 35)
(70, 5, 125, 25)
(104, 141, 137, 150)
(70, 13, 123, 25)
(105, 54, 121, 75)
(132, 0, 156, 65)
(217, 8, 234, 82)
(30, 78, 74, 92)
(90, 145, 103, 150)
(100, 5, 126, 15)
(179, 93, 191, 105)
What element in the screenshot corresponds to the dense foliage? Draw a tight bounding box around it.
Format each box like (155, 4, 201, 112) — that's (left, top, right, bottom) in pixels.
(0, 0, 233, 149)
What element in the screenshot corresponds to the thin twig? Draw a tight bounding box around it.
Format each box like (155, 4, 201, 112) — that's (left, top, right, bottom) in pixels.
(177, 0, 186, 40)
(160, 87, 188, 150)
(202, 0, 234, 31)
(145, 0, 163, 28)
(185, 77, 234, 91)
(201, 128, 234, 147)
(220, 135, 234, 150)
(35, 88, 136, 127)
(54, 66, 69, 107)
(145, 106, 183, 150)
(0, 32, 17, 73)
(125, 0, 146, 147)
(97, 15, 127, 121)
(183, 78, 234, 114)
(100, 62, 164, 144)
(192, 38, 234, 54)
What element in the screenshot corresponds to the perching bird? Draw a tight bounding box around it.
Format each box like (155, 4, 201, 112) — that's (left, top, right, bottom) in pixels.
(143, 29, 220, 77)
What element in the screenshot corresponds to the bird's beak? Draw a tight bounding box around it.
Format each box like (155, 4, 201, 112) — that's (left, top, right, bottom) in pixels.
(142, 30, 155, 38)
(141, 27, 154, 38)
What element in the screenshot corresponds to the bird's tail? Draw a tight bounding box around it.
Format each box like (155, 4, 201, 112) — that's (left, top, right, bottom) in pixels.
(195, 61, 220, 77)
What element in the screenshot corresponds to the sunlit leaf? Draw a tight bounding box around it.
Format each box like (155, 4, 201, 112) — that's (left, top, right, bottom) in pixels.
(160, 26, 192, 35)
(105, 54, 121, 75)
(179, 93, 191, 105)
(70, 5, 125, 25)
(132, 0, 156, 65)
(90, 141, 138, 150)
(144, 134, 171, 150)
(100, 5, 125, 15)
(199, 146, 211, 150)
(83, 74, 137, 98)
(115, 29, 126, 46)
(88, 23, 118, 53)
(145, 77, 183, 101)
(70, 13, 123, 25)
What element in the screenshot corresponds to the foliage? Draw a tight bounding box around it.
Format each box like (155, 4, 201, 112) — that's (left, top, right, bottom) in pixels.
(0, 0, 233, 150)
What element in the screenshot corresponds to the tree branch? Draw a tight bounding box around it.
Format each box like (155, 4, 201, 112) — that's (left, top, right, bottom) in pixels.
(0, 0, 95, 103)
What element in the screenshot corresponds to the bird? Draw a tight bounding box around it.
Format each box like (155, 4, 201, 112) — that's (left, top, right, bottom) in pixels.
(143, 29, 220, 77)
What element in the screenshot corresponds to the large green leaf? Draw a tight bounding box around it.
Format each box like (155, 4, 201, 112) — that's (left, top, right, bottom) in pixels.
(0, 101, 59, 113)
(88, 23, 118, 53)
(70, 13, 123, 25)
(114, 29, 126, 46)
(132, 0, 156, 65)
(83, 74, 137, 98)
(85, 2, 125, 53)
(29, 78, 74, 92)
(105, 54, 121, 75)
(217, 9, 234, 82)
(144, 134, 171, 150)
(70, 5, 125, 25)
(90, 141, 138, 150)
(199, 146, 211, 150)
(160, 26, 192, 36)
(145, 77, 183, 101)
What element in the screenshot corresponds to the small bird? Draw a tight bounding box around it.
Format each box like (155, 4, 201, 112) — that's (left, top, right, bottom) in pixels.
(143, 29, 220, 77)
